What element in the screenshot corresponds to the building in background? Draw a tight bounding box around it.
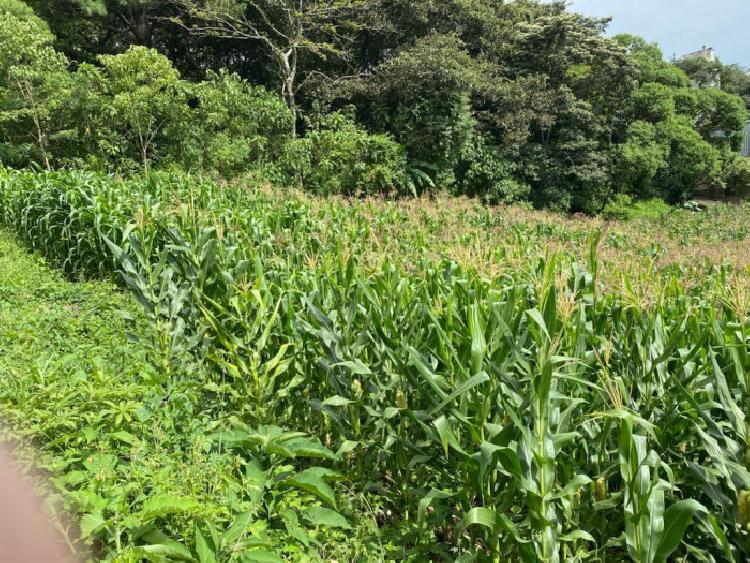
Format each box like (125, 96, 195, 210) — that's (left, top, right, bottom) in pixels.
(679, 46, 750, 156)
(679, 46, 722, 88)
(681, 46, 717, 63)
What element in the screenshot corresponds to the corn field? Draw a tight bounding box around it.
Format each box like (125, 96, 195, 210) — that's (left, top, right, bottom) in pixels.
(1, 167, 750, 562)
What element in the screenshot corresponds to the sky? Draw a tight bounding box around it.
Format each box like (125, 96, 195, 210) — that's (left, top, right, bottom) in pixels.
(566, 0, 750, 67)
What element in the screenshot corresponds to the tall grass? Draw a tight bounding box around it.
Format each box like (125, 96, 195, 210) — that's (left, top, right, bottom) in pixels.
(1, 167, 749, 560)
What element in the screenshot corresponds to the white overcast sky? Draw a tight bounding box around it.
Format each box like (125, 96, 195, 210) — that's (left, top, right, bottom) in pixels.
(566, 0, 749, 66)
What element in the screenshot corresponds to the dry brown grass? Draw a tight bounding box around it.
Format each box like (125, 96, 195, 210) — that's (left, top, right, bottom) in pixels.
(292, 192, 750, 299)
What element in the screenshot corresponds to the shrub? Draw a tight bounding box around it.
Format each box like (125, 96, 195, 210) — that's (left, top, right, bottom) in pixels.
(353, 34, 486, 189)
(615, 121, 669, 198)
(180, 70, 292, 176)
(602, 193, 671, 220)
(653, 116, 722, 202)
(455, 134, 529, 203)
(65, 55, 291, 176)
(723, 153, 750, 197)
(278, 112, 408, 196)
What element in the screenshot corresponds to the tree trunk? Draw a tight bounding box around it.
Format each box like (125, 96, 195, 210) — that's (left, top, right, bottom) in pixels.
(128, 1, 153, 47)
(286, 81, 297, 138)
(281, 49, 298, 138)
(18, 78, 50, 169)
(34, 120, 50, 170)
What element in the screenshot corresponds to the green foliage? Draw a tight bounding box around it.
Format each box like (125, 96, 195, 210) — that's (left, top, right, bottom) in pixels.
(614, 67, 745, 203)
(615, 34, 690, 88)
(0, 3, 70, 167)
(182, 70, 292, 176)
(692, 88, 748, 151)
(498, 12, 637, 212)
(279, 112, 408, 196)
(674, 53, 750, 112)
(655, 116, 722, 202)
(719, 64, 750, 110)
(355, 34, 485, 189)
(88, 46, 185, 169)
(2, 0, 750, 209)
(615, 121, 669, 198)
(0, 226, 365, 561)
(0, 0, 47, 24)
(521, 88, 613, 213)
(677, 54, 723, 89)
(26, 0, 174, 61)
(614, 112, 726, 204)
(455, 133, 530, 203)
(723, 153, 750, 197)
(76, 52, 294, 175)
(601, 194, 671, 220)
(613, 34, 747, 202)
(633, 82, 676, 123)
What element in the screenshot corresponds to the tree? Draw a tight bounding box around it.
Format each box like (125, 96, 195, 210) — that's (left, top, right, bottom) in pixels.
(0, 1, 73, 167)
(719, 64, 750, 110)
(654, 116, 721, 202)
(614, 34, 689, 88)
(349, 34, 489, 187)
(0, 0, 42, 19)
(81, 46, 187, 169)
(676, 55, 723, 89)
(172, 0, 371, 137)
(691, 88, 747, 151)
(73, 0, 157, 45)
(614, 120, 669, 198)
(25, 0, 177, 58)
(611, 33, 747, 202)
(519, 88, 613, 212)
(488, 10, 637, 211)
(633, 82, 676, 123)
(677, 55, 750, 111)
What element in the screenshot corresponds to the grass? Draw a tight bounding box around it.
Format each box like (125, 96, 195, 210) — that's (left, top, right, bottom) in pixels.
(1, 168, 750, 561)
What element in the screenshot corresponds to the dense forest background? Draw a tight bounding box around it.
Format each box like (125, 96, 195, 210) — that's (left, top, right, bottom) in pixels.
(2, 0, 750, 212)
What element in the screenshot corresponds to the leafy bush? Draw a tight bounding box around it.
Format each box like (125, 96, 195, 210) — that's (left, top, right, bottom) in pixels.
(279, 112, 408, 196)
(352, 34, 486, 189)
(654, 116, 722, 202)
(67, 53, 292, 176)
(180, 69, 292, 176)
(723, 153, 750, 197)
(615, 121, 669, 198)
(602, 194, 671, 220)
(455, 134, 529, 203)
(83, 46, 186, 170)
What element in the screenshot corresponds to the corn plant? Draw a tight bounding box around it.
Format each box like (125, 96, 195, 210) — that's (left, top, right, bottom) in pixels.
(3, 167, 750, 561)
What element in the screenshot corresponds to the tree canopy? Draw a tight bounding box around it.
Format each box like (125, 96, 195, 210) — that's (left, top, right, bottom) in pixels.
(1, 0, 748, 209)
